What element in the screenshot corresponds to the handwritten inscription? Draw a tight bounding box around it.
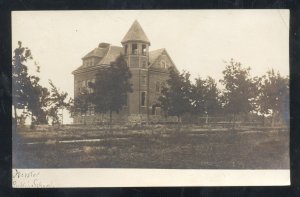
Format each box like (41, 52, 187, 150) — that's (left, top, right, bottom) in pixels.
(12, 169, 53, 188)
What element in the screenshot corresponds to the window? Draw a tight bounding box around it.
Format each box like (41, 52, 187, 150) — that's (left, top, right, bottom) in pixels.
(82, 81, 86, 87)
(132, 44, 138, 54)
(124, 44, 128, 55)
(142, 60, 147, 68)
(156, 81, 160, 92)
(161, 60, 166, 68)
(86, 80, 90, 92)
(87, 80, 95, 93)
(141, 76, 147, 85)
(90, 107, 95, 115)
(142, 45, 147, 55)
(141, 92, 146, 106)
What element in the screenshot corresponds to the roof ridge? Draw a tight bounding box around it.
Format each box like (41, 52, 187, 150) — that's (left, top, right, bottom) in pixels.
(150, 48, 165, 52)
(97, 45, 112, 65)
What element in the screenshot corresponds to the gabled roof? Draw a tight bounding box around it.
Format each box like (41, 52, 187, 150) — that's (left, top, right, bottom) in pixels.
(149, 48, 165, 64)
(148, 48, 179, 72)
(96, 46, 123, 65)
(72, 44, 123, 74)
(82, 46, 109, 59)
(121, 20, 150, 44)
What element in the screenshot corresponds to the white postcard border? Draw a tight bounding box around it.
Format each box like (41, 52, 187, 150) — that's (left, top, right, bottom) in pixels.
(12, 169, 290, 188)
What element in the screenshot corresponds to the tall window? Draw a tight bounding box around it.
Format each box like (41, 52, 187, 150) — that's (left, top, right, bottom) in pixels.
(141, 92, 146, 106)
(142, 45, 147, 55)
(82, 80, 86, 87)
(141, 75, 147, 85)
(132, 44, 138, 54)
(124, 44, 128, 55)
(86, 80, 90, 92)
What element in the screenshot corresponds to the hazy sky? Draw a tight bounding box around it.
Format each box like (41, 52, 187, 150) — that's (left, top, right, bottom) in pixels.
(12, 10, 289, 109)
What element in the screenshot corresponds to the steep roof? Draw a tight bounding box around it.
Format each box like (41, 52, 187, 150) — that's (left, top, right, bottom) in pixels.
(121, 20, 150, 44)
(72, 44, 123, 74)
(97, 46, 123, 65)
(82, 46, 109, 59)
(148, 48, 179, 72)
(149, 48, 165, 64)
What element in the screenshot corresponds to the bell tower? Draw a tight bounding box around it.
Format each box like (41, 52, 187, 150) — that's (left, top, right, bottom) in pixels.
(121, 20, 150, 115)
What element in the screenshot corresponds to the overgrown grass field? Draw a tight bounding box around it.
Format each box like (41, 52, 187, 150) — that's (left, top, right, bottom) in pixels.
(13, 124, 289, 169)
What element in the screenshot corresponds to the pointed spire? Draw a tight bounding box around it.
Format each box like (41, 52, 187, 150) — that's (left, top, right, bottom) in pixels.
(121, 20, 150, 44)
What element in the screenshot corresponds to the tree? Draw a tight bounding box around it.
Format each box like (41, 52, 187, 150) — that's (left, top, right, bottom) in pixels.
(258, 69, 289, 126)
(90, 55, 132, 127)
(191, 76, 221, 117)
(48, 80, 70, 125)
(12, 41, 33, 124)
(27, 76, 51, 125)
(159, 67, 192, 122)
(12, 41, 50, 126)
(220, 59, 257, 125)
(73, 88, 91, 125)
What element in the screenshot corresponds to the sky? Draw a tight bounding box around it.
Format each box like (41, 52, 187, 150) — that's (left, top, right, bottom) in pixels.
(12, 10, 289, 123)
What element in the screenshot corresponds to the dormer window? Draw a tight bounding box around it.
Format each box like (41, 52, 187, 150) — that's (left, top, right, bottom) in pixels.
(132, 44, 138, 54)
(161, 60, 166, 68)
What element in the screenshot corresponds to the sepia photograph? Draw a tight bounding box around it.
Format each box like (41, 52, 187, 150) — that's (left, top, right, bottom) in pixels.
(11, 10, 290, 187)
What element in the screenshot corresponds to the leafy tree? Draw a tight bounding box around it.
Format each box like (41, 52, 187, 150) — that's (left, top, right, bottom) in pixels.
(192, 76, 221, 117)
(12, 41, 33, 124)
(258, 69, 289, 126)
(47, 106, 60, 125)
(73, 88, 91, 124)
(27, 76, 51, 125)
(220, 59, 257, 125)
(159, 67, 192, 122)
(48, 80, 70, 125)
(90, 55, 132, 127)
(12, 41, 50, 126)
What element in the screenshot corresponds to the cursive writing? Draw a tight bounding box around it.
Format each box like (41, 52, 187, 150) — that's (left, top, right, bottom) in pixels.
(12, 169, 53, 188)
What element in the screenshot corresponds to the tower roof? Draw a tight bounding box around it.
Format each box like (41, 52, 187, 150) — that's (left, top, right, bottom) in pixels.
(121, 20, 150, 44)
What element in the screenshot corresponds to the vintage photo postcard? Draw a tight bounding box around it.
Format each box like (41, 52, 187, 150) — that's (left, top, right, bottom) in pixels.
(12, 10, 290, 187)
